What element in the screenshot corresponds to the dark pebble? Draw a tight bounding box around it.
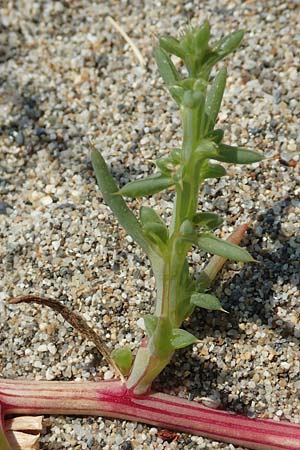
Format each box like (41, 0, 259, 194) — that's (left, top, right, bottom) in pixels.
(16, 130, 24, 145)
(57, 202, 76, 210)
(35, 127, 47, 137)
(120, 441, 133, 450)
(0, 201, 11, 214)
(112, 262, 120, 272)
(129, 142, 139, 152)
(249, 127, 261, 135)
(25, 105, 41, 120)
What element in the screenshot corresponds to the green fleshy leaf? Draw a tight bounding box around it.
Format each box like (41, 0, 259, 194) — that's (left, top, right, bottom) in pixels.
(197, 233, 255, 262)
(215, 30, 244, 57)
(192, 212, 223, 230)
(169, 84, 185, 104)
(155, 149, 181, 173)
(195, 21, 211, 50)
(205, 67, 227, 130)
(213, 144, 264, 164)
(159, 36, 186, 59)
(140, 206, 164, 226)
(182, 90, 205, 109)
(154, 47, 181, 86)
(200, 161, 227, 180)
(191, 293, 227, 312)
(111, 346, 133, 376)
(171, 328, 197, 349)
(143, 222, 168, 244)
(180, 24, 211, 76)
(195, 139, 218, 158)
(152, 317, 173, 357)
(143, 315, 158, 337)
(207, 129, 224, 144)
(179, 219, 195, 237)
(118, 174, 174, 198)
(91, 149, 151, 255)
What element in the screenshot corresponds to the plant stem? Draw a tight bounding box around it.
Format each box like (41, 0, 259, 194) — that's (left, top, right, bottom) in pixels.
(127, 224, 249, 394)
(1, 379, 299, 450)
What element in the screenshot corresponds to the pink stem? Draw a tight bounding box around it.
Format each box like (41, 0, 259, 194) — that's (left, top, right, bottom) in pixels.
(1, 379, 299, 450)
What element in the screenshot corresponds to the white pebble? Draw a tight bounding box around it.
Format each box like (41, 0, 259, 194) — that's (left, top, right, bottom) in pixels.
(40, 195, 53, 206)
(136, 317, 145, 330)
(48, 343, 57, 355)
(33, 360, 43, 368)
(45, 368, 55, 380)
(37, 344, 48, 352)
(280, 362, 290, 370)
(52, 240, 60, 251)
(104, 370, 114, 380)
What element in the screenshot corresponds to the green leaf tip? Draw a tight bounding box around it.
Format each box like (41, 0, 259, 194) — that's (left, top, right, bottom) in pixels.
(199, 161, 227, 180)
(215, 30, 245, 57)
(118, 174, 174, 198)
(197, 233, 255, 262)
(215, 144, 264, 164)
(205, 67, 227, 130)
(111, 346, 133, 376)
(191, 293, 227, 312)
(171, 328, 197, 349)
(154, 46, 181, 86)
(193, 212, 223, 230)
(91, 148, 151, 255)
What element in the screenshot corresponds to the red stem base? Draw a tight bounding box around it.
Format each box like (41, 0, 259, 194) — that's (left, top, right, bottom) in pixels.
(0, 379, 299, 450)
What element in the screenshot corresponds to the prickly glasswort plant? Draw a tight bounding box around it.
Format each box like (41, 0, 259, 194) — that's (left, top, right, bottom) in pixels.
(1, 23, 300, 450)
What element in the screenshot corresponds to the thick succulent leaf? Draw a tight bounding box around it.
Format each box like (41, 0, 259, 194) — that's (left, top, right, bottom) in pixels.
(111, 346, 133, 376)
(152, 317, 173, 357)
(182, 90, 205, 109)
(179, 219, 195, 237)
(192, 212, 223, 230)
(143, 315, 158, 337)
(155, 149, 181, 173)
(200, 161, 227, 180)
(171, 328, 197, 349)
(207, 128, 224, 144)
(213, 144, 264, 164)
(195, 139, 218, 158)
(195, 21, 211, 49)
(205, 67, 227, 130)
(140, 206, 164, 226)
(215, 30, 244, 57)
(191, 293, 227, 312)
(118, 174, 174, 198)
(169, 84, 185, 104)
(143, 222, 168, 244)
(91, 149, 151, 255)
(154, 47, 181, 86)
(198, 233, 255, 262)
(159, 36, 185, 59)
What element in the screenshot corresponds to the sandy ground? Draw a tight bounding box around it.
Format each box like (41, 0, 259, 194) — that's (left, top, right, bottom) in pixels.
(0, 1, 299, 449)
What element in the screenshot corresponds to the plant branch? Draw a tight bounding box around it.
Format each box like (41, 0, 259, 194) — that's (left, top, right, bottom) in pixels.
(8, 295, 125, 383)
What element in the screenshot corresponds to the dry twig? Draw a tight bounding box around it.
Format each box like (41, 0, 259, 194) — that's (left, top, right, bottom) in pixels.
(9, 295, 125, 382)
(107, 16, 146, 67)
